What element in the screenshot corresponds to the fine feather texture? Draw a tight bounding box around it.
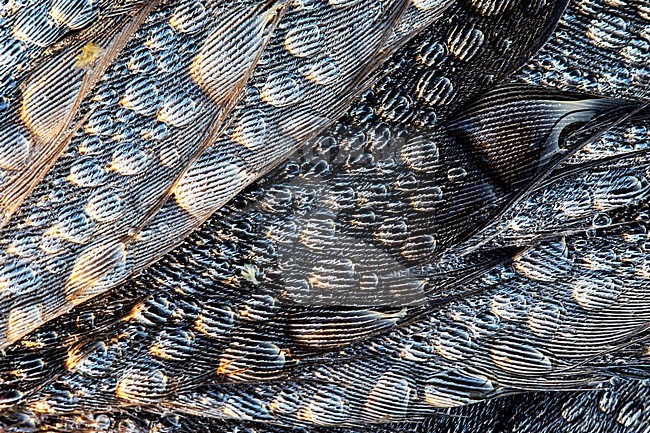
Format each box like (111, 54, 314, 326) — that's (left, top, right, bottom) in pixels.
(0, 0, 649, 432)
(0, 0, 156, 227)
(0, 0, 428, 348)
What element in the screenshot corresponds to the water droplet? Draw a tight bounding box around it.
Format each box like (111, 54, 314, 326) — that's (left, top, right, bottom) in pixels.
(67, 156, 108, 187)
(156, 49, 181, 73)
(562, 189, 592, 218)
(302, 386, 349, 425)
(116, 365, 168, 404)
(447, 25, 485, 61)
(468, 311, 500, 338)
(6, 305, 44, 343)
(434, 323, 475, 361)
(120, 78, 161, 116)
(285, 23, 322, 58)
(416, 73, 454, 106)
(50, 0, 96, 29)
(399, 135, 440, 172)
(230, 109, 267, 151)
(94, 414, 111, 429)
(527, 302, 562, 338)
(592, 212, 612, 227)
(260, 73, 303, 107)
(374, 218, 408, 246)
(599, 389, 619, 414)
(149, 328, 195, 361)
(409, 186, 443, 211)
(141, 121, 170, 142)
(491, 289, 531, 321)
(447, 167, 467, 182)
(169, 1, 207, 34)
(126, 46, 157, 75)
(0, 258, 41, 296)
(190, 9, 270, 103)
(617, 401, 643, 428)
(378, 90, 412, 123)
(424, 369, 494, 407)
(52, 209, 96, 244)
(84, 111, 116, 137)
(144, 25, 175, 51)
(365, 371, 414, 420)
(110, 144, 151, 176)
(417, 41, 447, 67)
(77, 134, 104, 154)
(13, 13, 60, 47)
(401, 235, 437, 262)
(158, 146, 180, 168)
(65, 241, 127, 302)
(7, 235, 40, 258)
(489, 341, 553, 374)
(218, 342, 285, 380)
(40, 232, 65, 255)
(67, 341, 115, 377)
(0, 389, 24, 406)
(173, 156, 254, 217)
(572, 275, 621, 310)
(300, 56, 340, 85)
(513, 239, 572, 282)
(0, 123, 30, 170)
(85, 187, 126, 223)
(594, 174, 646, 211)
(195, 305, 235, 340)
(130, 293, 176, 326)
(157, 93, 198, 128)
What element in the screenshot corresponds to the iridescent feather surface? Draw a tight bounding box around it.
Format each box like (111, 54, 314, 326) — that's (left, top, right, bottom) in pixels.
(0, 0, 649, 432)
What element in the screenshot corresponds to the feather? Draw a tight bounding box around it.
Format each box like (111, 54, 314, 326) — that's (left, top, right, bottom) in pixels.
(0, 0, 158, 228)
(1, 0, 650, 431)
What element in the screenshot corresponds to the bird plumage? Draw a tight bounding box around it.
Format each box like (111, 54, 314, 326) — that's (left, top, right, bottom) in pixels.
(0, 0, 649, 432)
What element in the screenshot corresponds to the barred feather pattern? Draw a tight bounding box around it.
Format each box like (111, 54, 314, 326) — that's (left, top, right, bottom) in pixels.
(0, 0, 649, 432)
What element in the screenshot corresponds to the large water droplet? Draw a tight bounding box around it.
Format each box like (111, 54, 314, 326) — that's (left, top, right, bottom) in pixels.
(0, 122, 30, 170)
(149, 328, 195, 361)
(67, 156, 108, 187)
(157, 93, 198, 128)
(284, 22, 322, 58)
(416, 73, 454, 106)
(65, 241, 128, 302)
(0, 258, 41, 296)
(572, 274, 622, 310)
(85, 187, 126, 223)
(169, 1, 207, 35)
(365, 371, 414, 420)
(489, 340, 553, 374)
(110, 144, 151, 176)
(300, 56, 341, 85)
(116, 365, 168, 404)
(424, 369, 494, 407)
(50, 0, 96, 30)
(260, 73, 304, 107)
(120, 78, 161, 116)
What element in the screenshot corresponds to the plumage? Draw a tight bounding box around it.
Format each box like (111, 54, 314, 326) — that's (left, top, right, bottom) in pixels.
(0, 0, 649, 432)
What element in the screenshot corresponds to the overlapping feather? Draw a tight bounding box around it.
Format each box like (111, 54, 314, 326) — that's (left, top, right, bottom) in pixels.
(0, 0, 649, 432)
